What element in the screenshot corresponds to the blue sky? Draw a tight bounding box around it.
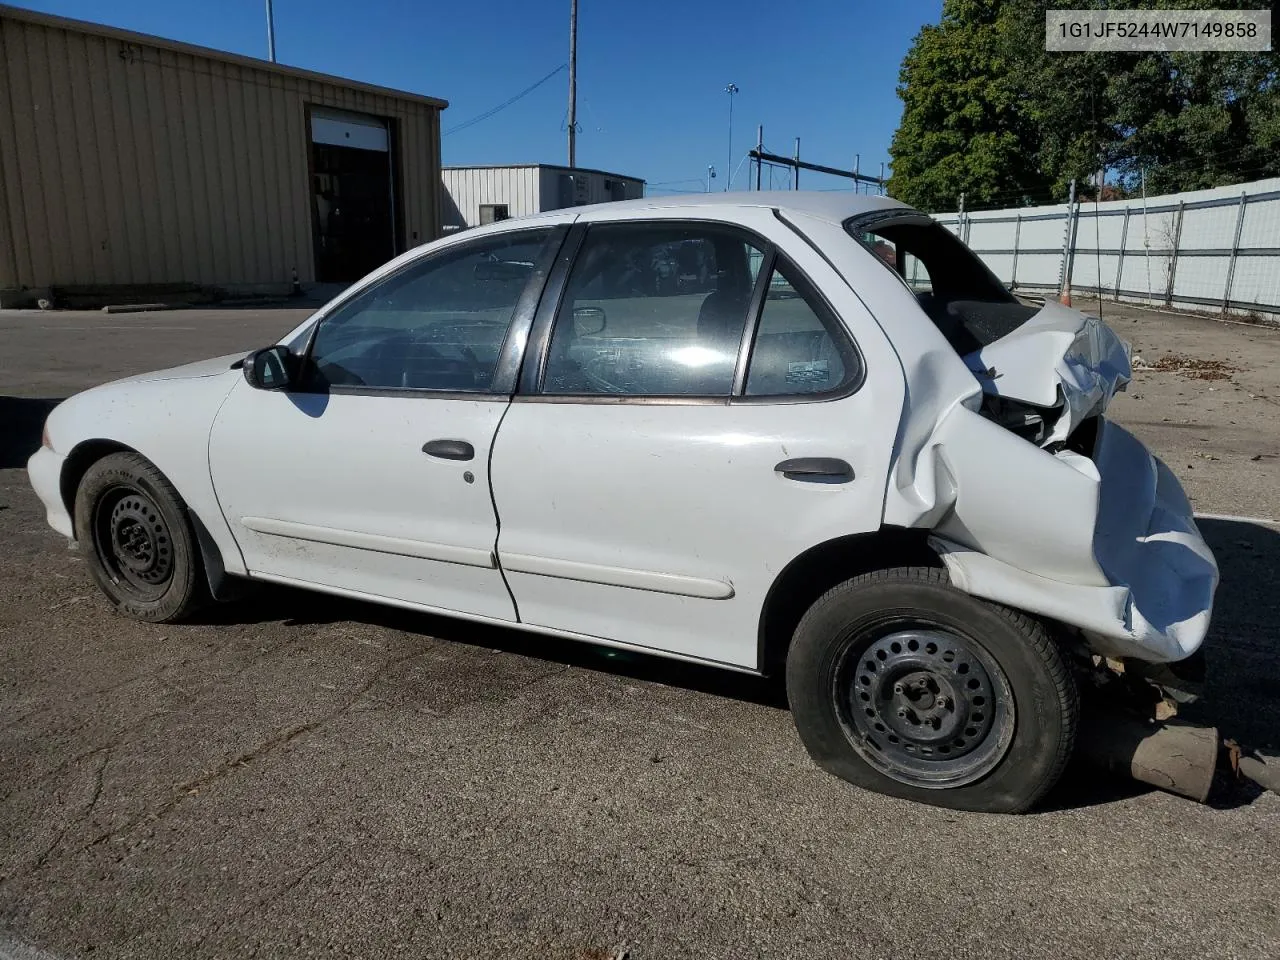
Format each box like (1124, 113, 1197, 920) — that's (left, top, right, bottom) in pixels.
(17, 0, 942, 192)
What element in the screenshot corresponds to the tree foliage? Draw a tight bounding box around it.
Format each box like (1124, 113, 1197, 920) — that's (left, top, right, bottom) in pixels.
(888, 0, 1279, 209)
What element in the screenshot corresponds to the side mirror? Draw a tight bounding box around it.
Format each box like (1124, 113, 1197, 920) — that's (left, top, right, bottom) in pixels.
(572, 305, 607, 336)
(242, 345, 296, 390)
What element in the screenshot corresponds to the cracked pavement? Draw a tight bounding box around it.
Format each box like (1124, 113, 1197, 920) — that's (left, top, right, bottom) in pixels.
(2, 303, 1279, 959)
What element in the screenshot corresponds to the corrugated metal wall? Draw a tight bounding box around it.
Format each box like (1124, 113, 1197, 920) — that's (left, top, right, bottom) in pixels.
(440, 167, 542, 229)
(441, 166, 645, 229)
(0, 7, 443, 295)
(536, 167, 644, 208)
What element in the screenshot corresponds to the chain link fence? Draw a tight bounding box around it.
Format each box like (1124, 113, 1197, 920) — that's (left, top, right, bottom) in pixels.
(932, 177, 1280, 319)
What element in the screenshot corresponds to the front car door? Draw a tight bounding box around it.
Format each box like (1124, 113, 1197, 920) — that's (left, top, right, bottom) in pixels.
(490, 209, 905, 668)
(209, 226, 563, 620)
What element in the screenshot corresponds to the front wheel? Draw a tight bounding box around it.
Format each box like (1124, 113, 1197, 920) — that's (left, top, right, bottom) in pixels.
(73, 452, 207, 623)
(786, 567, 1077, 813)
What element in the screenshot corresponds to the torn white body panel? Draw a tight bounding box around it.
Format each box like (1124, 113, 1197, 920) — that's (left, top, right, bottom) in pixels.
(879, 299, 1215, 663)
(930, 421, 1217, 661)
(964, 301, 1132, 445)
(900, 403, 1216, 663)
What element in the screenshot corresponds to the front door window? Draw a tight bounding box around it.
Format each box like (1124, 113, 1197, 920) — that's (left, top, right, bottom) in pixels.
(306, 230, 552, 392)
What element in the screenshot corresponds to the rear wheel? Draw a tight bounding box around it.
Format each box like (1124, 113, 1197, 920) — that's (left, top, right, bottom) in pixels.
(786, 567, 1077, 813)
(73, 452, 207, 622)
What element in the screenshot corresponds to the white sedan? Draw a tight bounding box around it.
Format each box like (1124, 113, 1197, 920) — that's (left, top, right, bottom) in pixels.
(28, 193, 1218, 813)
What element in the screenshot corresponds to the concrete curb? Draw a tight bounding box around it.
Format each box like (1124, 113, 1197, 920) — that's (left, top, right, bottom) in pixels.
(100, 302, 176, 314)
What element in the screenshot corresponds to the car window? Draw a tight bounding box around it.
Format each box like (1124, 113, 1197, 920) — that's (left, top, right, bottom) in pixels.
(305, 230, 551, 391)
(855, 233, 932, 293)
(541, 222, 765, 397)
(847, 213, 1033, 356)
(745, 258, 860, 397)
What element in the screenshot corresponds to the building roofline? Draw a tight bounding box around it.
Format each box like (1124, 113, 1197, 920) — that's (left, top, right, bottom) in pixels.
(0, 3, 449, 110)
(443, 163, 645, 184)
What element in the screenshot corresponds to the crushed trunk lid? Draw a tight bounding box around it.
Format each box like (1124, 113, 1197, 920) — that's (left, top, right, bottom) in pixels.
(963, 300, 1132, 446)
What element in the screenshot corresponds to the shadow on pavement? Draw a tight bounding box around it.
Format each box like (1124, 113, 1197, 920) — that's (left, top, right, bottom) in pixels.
(199, 584, 790, 711)
(176, 518, 1280, 812)
(1181, 518, 1280, 750)
(0, 396, 62, 470)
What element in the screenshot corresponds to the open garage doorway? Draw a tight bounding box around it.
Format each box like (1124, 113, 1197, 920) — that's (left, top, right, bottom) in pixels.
(309, 107, 399, 283)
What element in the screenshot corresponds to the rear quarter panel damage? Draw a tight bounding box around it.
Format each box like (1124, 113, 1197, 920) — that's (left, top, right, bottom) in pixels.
(793, 214, 1217, 663)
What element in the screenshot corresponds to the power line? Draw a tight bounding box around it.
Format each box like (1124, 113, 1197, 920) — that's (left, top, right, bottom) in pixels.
(444, 64, 568, 137)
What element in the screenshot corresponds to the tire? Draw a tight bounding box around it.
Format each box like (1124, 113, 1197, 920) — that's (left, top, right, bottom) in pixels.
(73, 451, 208, 623)
(786, 566, 1077, 814)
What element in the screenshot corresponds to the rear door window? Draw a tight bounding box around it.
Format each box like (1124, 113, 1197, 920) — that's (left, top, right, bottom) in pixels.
(541, 222, 765, 397)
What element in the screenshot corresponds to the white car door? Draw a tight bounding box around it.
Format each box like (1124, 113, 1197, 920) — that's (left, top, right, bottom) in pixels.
(490, 210, 905, 669)
(209, 226, 562, 620)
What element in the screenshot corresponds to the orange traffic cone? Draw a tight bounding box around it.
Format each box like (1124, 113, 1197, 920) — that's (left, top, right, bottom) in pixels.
(1059, 283, 1072, 307)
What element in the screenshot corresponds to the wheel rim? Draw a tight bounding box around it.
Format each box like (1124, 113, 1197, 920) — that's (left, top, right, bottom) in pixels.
(834, 625, 1015, 789)
(92, 484, 174, 601)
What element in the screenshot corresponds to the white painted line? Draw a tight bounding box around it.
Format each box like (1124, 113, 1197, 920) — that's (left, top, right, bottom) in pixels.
(1195, 512, 1280, 526)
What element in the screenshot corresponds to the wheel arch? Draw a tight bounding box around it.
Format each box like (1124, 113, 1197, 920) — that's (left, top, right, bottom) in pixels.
(60, 439, 233, 599)
(757, 527, 943, 676)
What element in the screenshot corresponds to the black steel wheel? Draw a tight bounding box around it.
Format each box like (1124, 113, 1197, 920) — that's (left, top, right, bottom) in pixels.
(74, 452, 207, 622)
(92, 485, 176, 601)
(834, 627, 1014, 789)
(786, 567, 1077, 814)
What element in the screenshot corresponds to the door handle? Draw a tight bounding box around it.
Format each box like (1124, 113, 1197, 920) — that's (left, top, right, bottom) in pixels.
(422, 439, 475, 461)
(775, 457, 854, 483)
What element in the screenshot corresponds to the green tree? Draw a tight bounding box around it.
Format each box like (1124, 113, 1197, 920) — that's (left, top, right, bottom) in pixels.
(889, 0, 1280, 209)
(888, 0, 1050, 210)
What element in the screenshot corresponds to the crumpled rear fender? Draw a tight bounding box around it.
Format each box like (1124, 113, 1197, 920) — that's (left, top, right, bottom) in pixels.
(901, 410, 1217, 663)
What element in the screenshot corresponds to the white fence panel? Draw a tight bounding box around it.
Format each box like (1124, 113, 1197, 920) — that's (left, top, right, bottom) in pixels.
(932, 177, 1280, 317)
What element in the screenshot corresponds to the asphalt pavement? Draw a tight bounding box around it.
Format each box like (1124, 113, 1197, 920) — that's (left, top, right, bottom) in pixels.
(1, 301, 1278, 959)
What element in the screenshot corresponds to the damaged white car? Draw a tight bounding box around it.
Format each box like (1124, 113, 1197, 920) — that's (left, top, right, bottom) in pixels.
(28, 194, 1218, 813)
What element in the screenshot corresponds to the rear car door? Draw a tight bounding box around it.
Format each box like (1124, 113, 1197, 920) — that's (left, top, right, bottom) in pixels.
(490, 210, 904, 668)
(209, 227, 561, 620)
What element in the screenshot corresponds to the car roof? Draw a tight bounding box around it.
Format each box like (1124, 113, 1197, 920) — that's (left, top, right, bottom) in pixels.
(476, 191, 913, 233)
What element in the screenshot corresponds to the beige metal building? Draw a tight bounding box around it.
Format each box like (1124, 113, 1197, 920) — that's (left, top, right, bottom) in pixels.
(0, 4, 447, 306)
(441, 164, 645, 232)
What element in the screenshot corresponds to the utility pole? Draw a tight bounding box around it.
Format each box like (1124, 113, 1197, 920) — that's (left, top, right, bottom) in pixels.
(793, 138, 800, 189)
(567, 0, 578, 167)
(724, 83, 739, 190)
(265, 0, 277, 62)
(1060, 178, 1078, 304)
(755, 125, 763, 191)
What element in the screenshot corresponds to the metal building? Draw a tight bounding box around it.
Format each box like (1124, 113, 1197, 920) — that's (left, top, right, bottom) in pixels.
(0, 4, 447, 306)
(441, 164, 645, 231)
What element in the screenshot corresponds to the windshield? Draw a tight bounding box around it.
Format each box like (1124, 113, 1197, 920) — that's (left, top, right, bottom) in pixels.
(846, 212, 1037, 356)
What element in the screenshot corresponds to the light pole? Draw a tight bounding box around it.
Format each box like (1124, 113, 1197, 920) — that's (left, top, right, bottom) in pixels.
(265, 0, 276, 61)
(705, 164, 717, 193)
(724, 83, 738, 191)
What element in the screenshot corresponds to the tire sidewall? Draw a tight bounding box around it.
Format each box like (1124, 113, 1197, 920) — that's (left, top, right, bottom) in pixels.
(74, 454, 199, 622)
(787, 574, 1073, 813)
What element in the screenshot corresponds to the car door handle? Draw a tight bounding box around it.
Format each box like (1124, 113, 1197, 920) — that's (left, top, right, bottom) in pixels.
(422, 439, 475, 461)
(775, 457, 855, 482)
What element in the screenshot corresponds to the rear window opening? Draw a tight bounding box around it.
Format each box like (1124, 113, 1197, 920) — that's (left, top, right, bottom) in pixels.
(846, 213, 1038, 356)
